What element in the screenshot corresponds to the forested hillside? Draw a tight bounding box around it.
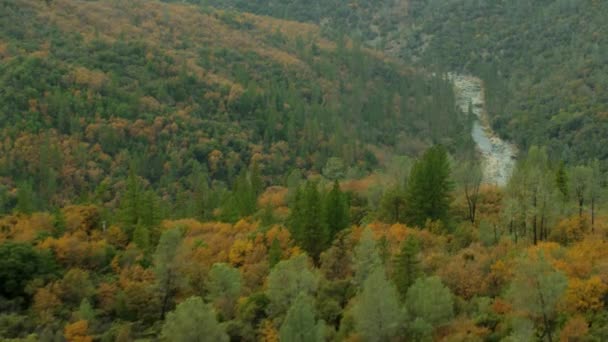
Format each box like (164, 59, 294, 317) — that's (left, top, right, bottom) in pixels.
(2, 1, 608, 342)
(406, 0, 608, 163)
(0, 0, 466, 215)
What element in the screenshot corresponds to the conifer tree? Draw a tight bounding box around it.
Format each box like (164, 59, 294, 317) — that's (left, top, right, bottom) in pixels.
(392, 236, 420, 301)
(324, 180, 350, 241)
(289, 181, 328, 262)
(405, 145, 453, 227)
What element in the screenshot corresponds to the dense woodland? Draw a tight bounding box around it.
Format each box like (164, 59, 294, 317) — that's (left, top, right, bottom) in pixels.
(2, 0, 608, 341)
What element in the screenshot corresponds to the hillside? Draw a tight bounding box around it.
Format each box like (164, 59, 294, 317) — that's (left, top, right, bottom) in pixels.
(405, 0, 608, 163)
(3, 1, 608, 342)
(0, 0, 466, 214)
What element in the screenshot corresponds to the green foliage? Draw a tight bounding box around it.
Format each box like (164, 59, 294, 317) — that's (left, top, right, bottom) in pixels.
(266, 254, 318, 318)
(324, 180, 350, 240)
(352, 267, 404, 342)
(289, 181, 328, 261)
(405, 276, 454, 328)
(506, 253, 567, 341)
(161, 296, 229, 342)
(405, 145, 453, 227)
(0, 242, 57, 300)
(279, 294, 325, 342)
(206, 263, 242, 319)
(392, 236, 421, 301)
(268, 237, 282, 269)
(154, 228, 185, 319)
(353, 228, 381, 287)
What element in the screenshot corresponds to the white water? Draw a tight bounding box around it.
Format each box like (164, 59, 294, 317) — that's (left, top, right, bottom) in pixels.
(450, 74, 517, 186)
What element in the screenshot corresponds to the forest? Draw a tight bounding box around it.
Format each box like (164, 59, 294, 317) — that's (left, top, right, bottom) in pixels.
(1, 0, 608, 341)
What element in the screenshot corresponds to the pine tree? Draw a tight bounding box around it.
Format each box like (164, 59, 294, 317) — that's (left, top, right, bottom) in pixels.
(288, 181, 328, 262)
(324, 180, 350, 241)
(268, 237, 282, 268)
(405, 145, 453, 227)
(392, 236, 420, 301)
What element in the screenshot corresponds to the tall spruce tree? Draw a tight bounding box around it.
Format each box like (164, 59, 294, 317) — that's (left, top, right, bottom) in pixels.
(405, 145, 453, 227)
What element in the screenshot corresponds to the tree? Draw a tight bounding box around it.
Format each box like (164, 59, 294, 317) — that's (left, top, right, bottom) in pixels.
(288, 181, 328, 262)
(588, 159, 603, 232)
(353, 228, 381, 287)
(324, 180, 350, 240)
(378, 187, 406, 223)
(206, 263, 242, 320)
(392, 236, 420, 301)
(506, 253, 567, 342)
(570, 165, 592, 219)
(352, 267, 404, 342)
(405, 276, 454, 328)
(279, 294, 325, 342)
(160, 296, 228, 342)
(268, 237, 282, 268)
(266, 254, 318, 317)
(154, 228, 184, 320)
(0, 243, 56, 300)
(405, 145, 453, 227)
(454, 159, 482, 223)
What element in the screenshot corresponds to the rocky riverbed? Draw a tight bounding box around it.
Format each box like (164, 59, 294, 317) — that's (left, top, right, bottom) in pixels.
(450, 74, 517, 186)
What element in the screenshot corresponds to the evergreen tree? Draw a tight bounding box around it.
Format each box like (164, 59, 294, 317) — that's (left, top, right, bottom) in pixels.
(405, 145, 453, 227)
(268, 237, 282, 268)
(132, 220, 150, 252)
(279, 294, 325, 342)
(392, 236, 420, 301)
(555, 161, 569, 200)
(324, 180, 350, 241)
(289, 181, 328, 262)
(161, 296, 228, 342)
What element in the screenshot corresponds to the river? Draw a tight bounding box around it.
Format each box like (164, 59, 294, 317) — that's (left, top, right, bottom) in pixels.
(449, 74, 517, 186)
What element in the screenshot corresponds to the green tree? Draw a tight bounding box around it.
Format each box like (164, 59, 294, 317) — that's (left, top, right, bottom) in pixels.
(392, 236, 420, 301)
(570, 165, 592, 219)
(160, 296, 228, 342)
(132, 220, 150, 252)
(268, 237, 282, 268)
(0, 243, 56, 300)
(266, 254, 318, 317)
(154, 228, 184, 320)
(378, 187, 406, 223)
(405, 276, 454, 328)
(324, 180, 350, 240)
(279, 294, 325, 342)
(206, 263, 241, 320)
(405, 145, 453, 227)
(353, 228, 381, 287)
(506, 254, 567, 342)
(289, 181, 328, 262)
(352, 267, 404, 342)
